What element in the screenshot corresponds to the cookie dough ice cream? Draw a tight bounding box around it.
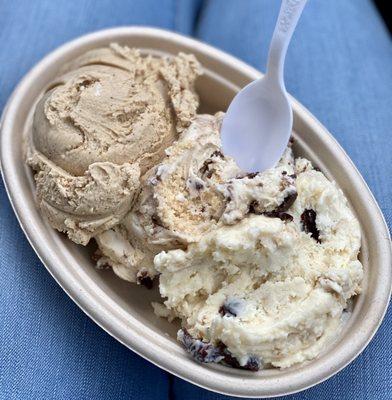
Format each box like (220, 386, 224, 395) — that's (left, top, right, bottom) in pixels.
(27, 46, 363, 371)
(95, 113, 299, 283)
(154, 147, 362, 369)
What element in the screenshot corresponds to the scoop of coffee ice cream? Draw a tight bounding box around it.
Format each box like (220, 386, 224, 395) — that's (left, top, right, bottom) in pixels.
(28, 44, 201, 244)
(32, 44, 201, 176)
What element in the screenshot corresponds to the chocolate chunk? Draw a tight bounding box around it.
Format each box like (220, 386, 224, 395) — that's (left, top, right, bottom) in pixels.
(249, 203, 295, 221)
(155, 172, 162, 182)
(137, 271, 154, 289)
(282, 171, 287, 175)
(199, 159, 213, 176)
(188, 177, 205, 192)
(238, 172, 258, 179)
(211, 150, 224, 159)
(206, 170, 214, 179)
(248, 200, 260, 214)
(194, 181, 204, 190)
(260, 190, 297, 221)
(219, 298, 245, 317)
(179, 330, 224, 364)
(264, 211, 293, 222)
(244, 356, 262, 372)
(149, 169, 163, 186)
(224, 185, 235, 203)
(150, 177, 159, 186)
(248, 191, 297, 219)
(179, 331, 261, 371)
(218, 304, 235, 317)
(199, 150, 224, 178)
(151, 214, 164, 227)
(91, 248, 102, 262)
(277, 212, 293, 222)
(246, 172, 258, 179)
(301, 209, 320, 242)
(217, 342, 241, 368)
(276, 191, 298, 212)
(217, 342, 261, 371)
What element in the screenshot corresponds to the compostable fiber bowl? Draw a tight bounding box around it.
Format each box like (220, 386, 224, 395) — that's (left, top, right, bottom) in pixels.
(1, 27, 391, 398)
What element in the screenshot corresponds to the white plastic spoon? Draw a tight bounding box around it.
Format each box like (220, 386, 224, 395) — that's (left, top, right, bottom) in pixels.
(221, 0, 308, 172)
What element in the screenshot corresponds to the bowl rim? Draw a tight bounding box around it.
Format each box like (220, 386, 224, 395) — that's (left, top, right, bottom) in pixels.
(1, 26, 391, 398)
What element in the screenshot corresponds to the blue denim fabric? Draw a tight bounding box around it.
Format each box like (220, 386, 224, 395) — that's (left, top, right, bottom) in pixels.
(0, 1, 391, 399)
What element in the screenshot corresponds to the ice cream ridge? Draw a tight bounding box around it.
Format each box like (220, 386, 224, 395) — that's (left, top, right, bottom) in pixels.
(28, 44, 363, 371)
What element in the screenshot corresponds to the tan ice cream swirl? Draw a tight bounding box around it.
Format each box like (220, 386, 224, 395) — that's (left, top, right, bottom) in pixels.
(28, 44, 201, 245)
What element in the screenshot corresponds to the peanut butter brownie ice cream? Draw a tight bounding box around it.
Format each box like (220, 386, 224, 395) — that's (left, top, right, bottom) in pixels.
(28, 44, 201, 245)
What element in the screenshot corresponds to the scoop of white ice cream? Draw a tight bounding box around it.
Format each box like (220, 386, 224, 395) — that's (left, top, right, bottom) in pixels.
(154, 162, 362, 369)
(97, 113, 299, 281)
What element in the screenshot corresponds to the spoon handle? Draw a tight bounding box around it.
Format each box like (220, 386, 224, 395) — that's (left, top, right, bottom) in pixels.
(266, 0, 307, 86)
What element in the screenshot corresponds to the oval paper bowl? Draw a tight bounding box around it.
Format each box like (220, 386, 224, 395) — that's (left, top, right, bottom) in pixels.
(1, 27, 391, 398)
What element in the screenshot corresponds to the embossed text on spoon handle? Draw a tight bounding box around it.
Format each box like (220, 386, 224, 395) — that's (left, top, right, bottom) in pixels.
(266, 0, 307, 86)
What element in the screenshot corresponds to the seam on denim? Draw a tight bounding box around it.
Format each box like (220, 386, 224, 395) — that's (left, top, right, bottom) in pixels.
(174, 0, 179, 32)
(192, 0, 206, 36)
(168, 373, 175, 400)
